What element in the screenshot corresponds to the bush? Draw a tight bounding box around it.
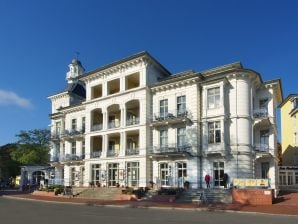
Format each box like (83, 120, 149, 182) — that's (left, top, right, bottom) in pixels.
(158, 188, 183, 195)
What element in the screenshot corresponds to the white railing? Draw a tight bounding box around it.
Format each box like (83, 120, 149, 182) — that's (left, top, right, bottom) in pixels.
(90, 151, 102, 158)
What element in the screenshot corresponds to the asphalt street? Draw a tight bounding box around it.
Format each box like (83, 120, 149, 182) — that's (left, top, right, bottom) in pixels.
(0, 197, 298, 224)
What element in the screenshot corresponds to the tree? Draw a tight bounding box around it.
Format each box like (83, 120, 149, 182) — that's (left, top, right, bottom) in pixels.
(0, 144, 20, 178)
(16, 129, 50, 146)
(10, 129, 50, 165)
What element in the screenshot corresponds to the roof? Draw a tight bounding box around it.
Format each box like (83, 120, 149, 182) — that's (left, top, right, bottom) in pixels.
(80, 51, 172, 79)
(279, 94, 298, 108)
(150, 70, 198, 87)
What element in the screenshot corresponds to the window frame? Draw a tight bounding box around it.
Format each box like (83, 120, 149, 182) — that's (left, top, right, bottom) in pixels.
(208, 121, 221, 144)
(207, 87, 220, 109)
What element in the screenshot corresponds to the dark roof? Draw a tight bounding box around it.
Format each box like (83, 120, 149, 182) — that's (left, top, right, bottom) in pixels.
(80, 51, 171, 79)
(279, 94, 298, 108)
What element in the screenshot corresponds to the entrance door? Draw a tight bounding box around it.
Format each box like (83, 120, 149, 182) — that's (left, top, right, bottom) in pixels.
(127, 162, 139, 187)
(213, 162, 224, 187)
(108, 163, 119, 187)
(261, 162, 269, 179)
(160, 163, 169, 186)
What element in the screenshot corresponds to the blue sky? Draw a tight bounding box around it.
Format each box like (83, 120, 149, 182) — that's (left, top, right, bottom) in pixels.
(0, 0, 297, 145)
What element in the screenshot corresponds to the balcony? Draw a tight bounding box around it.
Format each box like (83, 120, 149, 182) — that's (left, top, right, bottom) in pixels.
(61, 129, 84, 140)
(90, 151, 102, 158)
(91, 124, 103, 132)
(253, 108, 268, 119)
(126, 117, 140, 126)
(61, 153, 85, 163)
(254, 143, 270, 153)
(151, 110, 190, 126)
(150, 143, 192, 156)
(50, 133, 61, 142)
(125, 148, 140, 156)
(108, 121, 120, 129)
(107, 150, 119, 157)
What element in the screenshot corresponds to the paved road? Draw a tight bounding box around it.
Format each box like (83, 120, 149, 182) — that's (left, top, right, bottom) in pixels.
(0, 197, 298, 224)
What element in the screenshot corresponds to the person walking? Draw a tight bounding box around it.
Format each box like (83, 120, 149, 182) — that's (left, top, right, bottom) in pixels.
(205, 174, 211, 188)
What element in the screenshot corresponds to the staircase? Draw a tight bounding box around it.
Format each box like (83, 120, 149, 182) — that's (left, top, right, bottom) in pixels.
(74, 187, 123, 200)
(177, 188, 232, 204)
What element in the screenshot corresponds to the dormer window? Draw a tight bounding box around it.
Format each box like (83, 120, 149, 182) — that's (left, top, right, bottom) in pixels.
(293, 98, 298, 109)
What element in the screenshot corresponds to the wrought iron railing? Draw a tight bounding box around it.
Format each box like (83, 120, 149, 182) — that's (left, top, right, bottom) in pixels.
(107, 150, 119, 157)
(150, 143, 191, 154)
(91, 124, 103, 132)
(125, 148, 140, 155)
(253, 108, 268, 119)
(254, 143, 270, 152)
(152, 109, 189, 122)
(108, 121, 120, 129)
(126, 118, 140, 126)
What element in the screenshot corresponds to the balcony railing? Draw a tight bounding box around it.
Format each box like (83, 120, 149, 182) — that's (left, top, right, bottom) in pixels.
(61, 153, 85, 162)
(126, 148, 140, 155)
(126, 117, 140, 126)
(62, 129, 84, 138)
(90, 151, 102, 158)
(50, 133, 61, 141)
(253, 108, 268, 119)
(108, 121, 120, 129)
(151, 143, 191, 154)
(107, 150, 119, 157)
(91, 124, 103, 132)
(152, 109, 189, 122)
(254, 143, 270, 153)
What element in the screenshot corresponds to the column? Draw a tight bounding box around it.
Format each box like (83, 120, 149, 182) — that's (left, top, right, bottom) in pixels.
(103, 109, 108, 130)
(121, 131, 127, 156)
(102, 134, 107, 158)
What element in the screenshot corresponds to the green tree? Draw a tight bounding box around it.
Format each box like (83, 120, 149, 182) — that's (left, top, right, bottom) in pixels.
(10, 129, 50, 165)
(0, 144, 20, 178)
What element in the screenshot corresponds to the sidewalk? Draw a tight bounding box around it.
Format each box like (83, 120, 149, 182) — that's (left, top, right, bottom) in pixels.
(1, 190, 298, 216)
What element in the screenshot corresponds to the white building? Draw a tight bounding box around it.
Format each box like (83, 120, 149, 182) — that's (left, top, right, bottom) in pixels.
(48, 52, 282, 190)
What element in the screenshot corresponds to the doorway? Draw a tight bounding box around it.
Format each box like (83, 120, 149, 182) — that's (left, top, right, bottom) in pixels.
(213, 162, 224, 187)
(108, 163, 119, 186)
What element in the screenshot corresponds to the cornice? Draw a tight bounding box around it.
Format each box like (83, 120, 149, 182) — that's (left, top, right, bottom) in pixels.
(151, 77, 199, 93)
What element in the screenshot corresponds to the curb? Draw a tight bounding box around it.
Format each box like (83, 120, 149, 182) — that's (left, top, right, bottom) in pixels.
(2, 195, 298, 217)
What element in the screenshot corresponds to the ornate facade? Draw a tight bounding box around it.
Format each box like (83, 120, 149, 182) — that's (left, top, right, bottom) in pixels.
(48, 52, 282, 190)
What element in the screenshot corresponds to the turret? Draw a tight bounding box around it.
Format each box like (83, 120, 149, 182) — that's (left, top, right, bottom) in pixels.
(66, 59, 85, 84)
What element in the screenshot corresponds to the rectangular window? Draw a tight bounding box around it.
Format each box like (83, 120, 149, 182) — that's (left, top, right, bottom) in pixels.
(208, 121, 221, 144)
(92, 164, 101, 185)
(71, 141, 76, 155)
(177, 127, 186, 147)
(260, 130, 269, 150)
(82, 117, 85, 132)
(160, 129, 168, 147)
(160, 99, 168, 118)
(207, 87, 220, 109)
(159, 163, 169, 186)
(55, 121, 61, 135)
(71, 119, 77, 130)
(293, 98, 298, 109)
(295, 172, 298, 184)
(82, 140, 85, 156)
(177, 96, 186, 115)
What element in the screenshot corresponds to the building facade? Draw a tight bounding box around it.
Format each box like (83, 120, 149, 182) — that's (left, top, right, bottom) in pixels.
(279, 94, 298, 189)
(48, 52, 282, 190)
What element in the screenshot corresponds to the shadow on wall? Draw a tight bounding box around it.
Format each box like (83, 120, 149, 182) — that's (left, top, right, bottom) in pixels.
(282, 145, 298, 166)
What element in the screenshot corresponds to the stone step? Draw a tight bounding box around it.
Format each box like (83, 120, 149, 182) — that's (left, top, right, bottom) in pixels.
(75, 188, 124, 200)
